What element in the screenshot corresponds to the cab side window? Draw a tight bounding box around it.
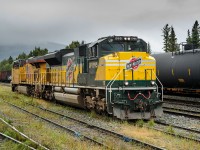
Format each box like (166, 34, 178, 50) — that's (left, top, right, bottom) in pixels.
(89, 45, 98, 58)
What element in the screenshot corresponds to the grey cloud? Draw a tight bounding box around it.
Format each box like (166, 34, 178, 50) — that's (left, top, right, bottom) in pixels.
(0, 0, 200, 53)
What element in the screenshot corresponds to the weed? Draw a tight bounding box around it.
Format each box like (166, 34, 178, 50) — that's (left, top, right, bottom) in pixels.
(6, 118, 13, 125)
(17, 125, 24, 133)
(188, 133, 196, 139)
(166, 125, 175, 134)
(12, 95, 19, 99)
(16, 144, 29, 150)
(123, 120, 129, 125)
(147, 119, 155, 127)
(90, 110, 97, 118)
(135, 120, 144, 127)
(93, 136, 97, 141)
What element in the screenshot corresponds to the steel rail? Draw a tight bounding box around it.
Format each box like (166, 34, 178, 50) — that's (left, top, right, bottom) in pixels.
(163, 108, 200, 119)
(163, 101, 200, 108)
(154, 121, 200, 134)
(163, 106, 200, 115)
(163, 97, 200, 106)
(152, 121, 200, 142)
(0, 132, 36, 150)
(150, 126, 200, 143)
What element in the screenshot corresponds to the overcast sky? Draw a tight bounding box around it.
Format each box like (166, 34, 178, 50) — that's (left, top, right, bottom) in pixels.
(0, 0, 199, 52)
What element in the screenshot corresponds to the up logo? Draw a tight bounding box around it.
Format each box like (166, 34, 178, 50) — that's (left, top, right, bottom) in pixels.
(126, 57, 141, 70)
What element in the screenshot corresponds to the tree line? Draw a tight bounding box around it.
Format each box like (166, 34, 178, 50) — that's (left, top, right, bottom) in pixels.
(0, 47, 49, 71)
(162, 20, 200, 52)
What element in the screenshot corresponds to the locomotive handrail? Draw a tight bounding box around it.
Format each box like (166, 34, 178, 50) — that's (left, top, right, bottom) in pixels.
(152, 71, 163, 101)
(105, 72, 118, 114)
(105, 72, 118, 101)
(109, 69, 124, 105)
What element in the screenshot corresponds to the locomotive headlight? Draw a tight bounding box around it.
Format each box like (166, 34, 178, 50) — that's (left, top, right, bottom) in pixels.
(151, 81, 155, 85)
(124, 81, 129, 86)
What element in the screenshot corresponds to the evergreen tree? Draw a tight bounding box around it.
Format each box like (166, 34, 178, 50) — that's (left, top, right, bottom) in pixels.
(17, 52, 27, 60)
(0, 47, 48, 71)
(168, 26, 178, 52)
(162, 24, 171, 52)
(186, 29, 192, 44)
(8, 56, 13, 64)
(28, 47, 48, 57)
(28, 50, 34, 57)
(66, 41, 80, 49)
(191, 20, 200, 48)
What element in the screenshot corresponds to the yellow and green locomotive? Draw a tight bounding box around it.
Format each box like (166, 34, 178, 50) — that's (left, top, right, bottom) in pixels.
(11, 36, 163, 119)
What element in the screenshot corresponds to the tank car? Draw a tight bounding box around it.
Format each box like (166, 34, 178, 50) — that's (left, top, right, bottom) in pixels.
(153, 45, 200, 95)
(11, 36, 163, 120)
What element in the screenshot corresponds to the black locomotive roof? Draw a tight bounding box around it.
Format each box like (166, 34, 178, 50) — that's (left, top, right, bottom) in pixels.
(88, 38, 106, 48)
(98, 36, 138, 41)
(43, 49, 73, 66)
(13, 59, 26, 68)
(27, 55, 45, 64)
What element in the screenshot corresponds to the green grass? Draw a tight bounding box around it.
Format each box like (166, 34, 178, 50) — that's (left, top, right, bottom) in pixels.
(0, 122, 39, 149)
(1, 141, 29, 150)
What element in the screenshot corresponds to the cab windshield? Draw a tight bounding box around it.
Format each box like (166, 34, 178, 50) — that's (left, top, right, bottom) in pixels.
(127, 40, 147, 52)
(101, 43, 124, 52)
(101, 40, 147, 52)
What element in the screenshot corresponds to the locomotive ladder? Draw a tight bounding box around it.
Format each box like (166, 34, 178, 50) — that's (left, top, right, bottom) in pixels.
(152, 71, 163, 101)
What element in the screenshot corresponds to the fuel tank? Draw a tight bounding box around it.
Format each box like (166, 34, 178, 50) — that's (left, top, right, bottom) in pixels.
(54, 92, 85, 108)
(153, 50, 200, 88)
(17, 86, 28, 95)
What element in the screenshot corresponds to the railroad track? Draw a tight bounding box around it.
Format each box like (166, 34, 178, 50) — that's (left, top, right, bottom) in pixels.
(163, 106, 200, 115)
(4, 98, 200, 146)
(0, 132, 36, 150)
(153, 121, 200, 142)
(164, 101, 200, 108)
(163, 95, 200, 108)
(163, 107, 200, 119)
(0, 98, 165, 150)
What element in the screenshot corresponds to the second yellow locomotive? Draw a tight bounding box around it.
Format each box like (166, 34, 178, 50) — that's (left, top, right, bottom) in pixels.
(11, 36, 163, 120)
